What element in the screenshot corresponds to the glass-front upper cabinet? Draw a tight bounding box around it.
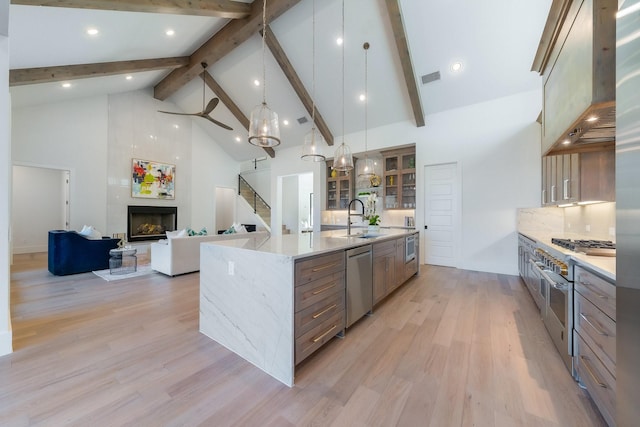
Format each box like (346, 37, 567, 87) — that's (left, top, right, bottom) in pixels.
(381, 147, 416, 210)
(326, 160, 355, 210)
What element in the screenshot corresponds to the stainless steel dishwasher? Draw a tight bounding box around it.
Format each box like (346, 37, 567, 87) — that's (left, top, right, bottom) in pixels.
(345, 244, 373, 328)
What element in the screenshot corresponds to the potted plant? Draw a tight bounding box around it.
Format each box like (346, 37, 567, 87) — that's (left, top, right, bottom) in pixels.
(364, 193, 381, 233)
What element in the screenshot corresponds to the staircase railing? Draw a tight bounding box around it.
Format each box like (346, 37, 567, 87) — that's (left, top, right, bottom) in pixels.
(238, 175, 271, 226)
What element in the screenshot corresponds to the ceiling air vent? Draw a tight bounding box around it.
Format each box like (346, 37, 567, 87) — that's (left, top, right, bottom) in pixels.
(421, 71, 441, 85)
(297, 116, 308, 124)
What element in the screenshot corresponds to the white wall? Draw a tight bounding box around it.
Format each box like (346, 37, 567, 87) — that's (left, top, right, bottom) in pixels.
(190, 120, 240, 233)
(11, 166, 66, 253)
(415, 90, 541, 274)
(12, 96, 109, 233)
(1, 1, 12, 356)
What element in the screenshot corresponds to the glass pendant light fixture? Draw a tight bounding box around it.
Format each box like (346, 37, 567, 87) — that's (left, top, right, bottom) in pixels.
(333, 0, 354, 172)
(358, 42, 375, 179)
(249, 0, 281, 148)
(301, 0, 326, 161)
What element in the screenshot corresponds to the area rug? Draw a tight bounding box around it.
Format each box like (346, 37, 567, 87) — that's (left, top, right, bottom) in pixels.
(92, 264, 156, 282)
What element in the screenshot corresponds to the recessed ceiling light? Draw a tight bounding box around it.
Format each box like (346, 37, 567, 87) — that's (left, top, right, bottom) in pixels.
(563, 139, 571, 145)
(125, 75, 133, 80)
(61, 82, 71, 88)
(336, 37, 343, 46)
(359, 94, 366, 102)
(451, 62, 463, 72)
(173, 124, 179, 129)
(165, 29, 175, 36)
(586, 116, 599, 122)
(253, 79, 261, 86)
(283, 119, 290, 126)
(87, 28, 99, 36)
(175, 156, 180, 160)
(235, 136, 242, 142)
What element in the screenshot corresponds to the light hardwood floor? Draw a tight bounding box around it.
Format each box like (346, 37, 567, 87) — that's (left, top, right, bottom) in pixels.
(1, 253, 606, 426)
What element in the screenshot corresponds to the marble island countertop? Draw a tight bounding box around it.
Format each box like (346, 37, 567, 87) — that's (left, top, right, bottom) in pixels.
(199, 227, 418, 387)
(518, 230, 615, 281)
(203, 228, 417, 260)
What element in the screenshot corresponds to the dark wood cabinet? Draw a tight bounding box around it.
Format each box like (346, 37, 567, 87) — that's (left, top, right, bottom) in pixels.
(541, 149, 613, 206)
(326, 160, 355, 210)
(380, 147, 416, 210)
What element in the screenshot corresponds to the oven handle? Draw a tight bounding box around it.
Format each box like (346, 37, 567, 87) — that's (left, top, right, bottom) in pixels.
(533, 262, 569, 293)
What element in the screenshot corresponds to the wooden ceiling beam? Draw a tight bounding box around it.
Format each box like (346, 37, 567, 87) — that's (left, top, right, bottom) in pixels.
(9, 57, 189, 86)
(154, 0, 302, 101)
(263, 26, 334, 146)
(203, 73, 275, 158)
(384, 0, 425, 127)
(10, 0, 251, 19)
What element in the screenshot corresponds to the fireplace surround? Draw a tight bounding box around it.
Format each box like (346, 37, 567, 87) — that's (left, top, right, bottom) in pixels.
(127, 205, 177, 242)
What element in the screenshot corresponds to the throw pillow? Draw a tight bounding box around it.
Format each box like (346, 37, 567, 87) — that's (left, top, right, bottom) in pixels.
(166, 229, 187, 239)
(186, 227, 208, 236)
(78, 225, 103, 240)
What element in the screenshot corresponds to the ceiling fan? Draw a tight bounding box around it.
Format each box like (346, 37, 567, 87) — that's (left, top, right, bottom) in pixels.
(158, 63, 233, 131)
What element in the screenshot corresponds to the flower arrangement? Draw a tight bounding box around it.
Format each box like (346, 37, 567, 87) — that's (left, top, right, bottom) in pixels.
(364, 193, 381, 226)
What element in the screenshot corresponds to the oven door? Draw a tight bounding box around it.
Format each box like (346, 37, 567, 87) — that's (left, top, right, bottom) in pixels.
(540, 268, 573, 372)
(405, 235, 416, 262)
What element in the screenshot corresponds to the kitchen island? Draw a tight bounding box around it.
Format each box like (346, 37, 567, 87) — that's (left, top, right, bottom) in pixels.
(199, 229, 418, 386)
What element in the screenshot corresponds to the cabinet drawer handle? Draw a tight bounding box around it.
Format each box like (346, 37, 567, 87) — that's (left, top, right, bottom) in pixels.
(580, 356, 607, 388)
(312, 324, 337, 343)
(579, 313, 608, 336)
(311, 262, 340, 272)
(312, 283, 335, 295)
(581, 282, 608, 299)
(563, 178, 570, 200)
(312, 304, 338, 319)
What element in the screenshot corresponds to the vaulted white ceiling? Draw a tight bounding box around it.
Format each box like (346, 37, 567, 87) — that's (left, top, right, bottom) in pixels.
(8, 0, 552, 162)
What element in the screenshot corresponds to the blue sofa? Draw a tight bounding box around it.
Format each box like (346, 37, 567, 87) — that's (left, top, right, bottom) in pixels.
(48, 230, 120, 276)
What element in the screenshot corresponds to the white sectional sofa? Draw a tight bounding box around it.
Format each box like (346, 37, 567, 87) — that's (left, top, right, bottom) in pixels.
(150, 231, 269, 276)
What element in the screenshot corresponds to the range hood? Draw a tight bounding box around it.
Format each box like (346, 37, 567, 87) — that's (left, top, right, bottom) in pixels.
(532, 0, 616, 156)
(553, 101, 615, 152)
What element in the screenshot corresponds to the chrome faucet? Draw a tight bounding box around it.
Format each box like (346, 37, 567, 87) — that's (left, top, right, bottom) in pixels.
(347, 198, 365, 236)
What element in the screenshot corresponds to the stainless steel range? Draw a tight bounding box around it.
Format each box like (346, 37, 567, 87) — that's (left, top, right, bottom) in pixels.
(531, 237, 617, 376)
(530, 244, 574, 373)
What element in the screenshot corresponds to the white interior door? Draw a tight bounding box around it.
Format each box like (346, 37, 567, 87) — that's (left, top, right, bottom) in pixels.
(423, 163, 460, 267)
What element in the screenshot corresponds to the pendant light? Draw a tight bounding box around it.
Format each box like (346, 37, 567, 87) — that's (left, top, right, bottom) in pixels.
(358, 42, 375, 179)
(333, 0, 354, 172)
(301, 0, 326, 161)
(249, 0, 281, 148)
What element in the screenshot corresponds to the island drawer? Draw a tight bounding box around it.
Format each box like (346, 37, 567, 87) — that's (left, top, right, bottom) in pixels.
(574, 292, 616, 377)
(295, 251, 345, 285)
(574, 266, 616, 320)
(574, 333, 616, 427)
(295, 289, 345, 338)
(295, 310, 344, 364)
(295, 271, 345, 311)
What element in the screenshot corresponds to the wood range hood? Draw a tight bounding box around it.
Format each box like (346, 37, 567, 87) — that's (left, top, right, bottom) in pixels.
(532, 0, 616, 156)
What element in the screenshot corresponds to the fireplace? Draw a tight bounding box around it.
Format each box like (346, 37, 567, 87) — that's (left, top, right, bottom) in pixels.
(127, 205, 177, 242)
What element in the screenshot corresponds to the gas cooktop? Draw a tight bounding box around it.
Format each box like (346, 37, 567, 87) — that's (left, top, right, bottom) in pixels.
(551, 238, 616, 257)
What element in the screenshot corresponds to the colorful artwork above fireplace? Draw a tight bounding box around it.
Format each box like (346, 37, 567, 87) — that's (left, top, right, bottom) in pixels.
(132, 158, 175, 199)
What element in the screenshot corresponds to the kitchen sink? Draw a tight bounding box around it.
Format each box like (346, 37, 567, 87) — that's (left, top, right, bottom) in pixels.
(336, 232, 382, 239)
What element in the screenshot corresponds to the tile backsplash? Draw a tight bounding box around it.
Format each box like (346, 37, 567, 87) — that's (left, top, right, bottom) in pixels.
(564, 202, 616, 241)
(517, 202, 616, 241)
